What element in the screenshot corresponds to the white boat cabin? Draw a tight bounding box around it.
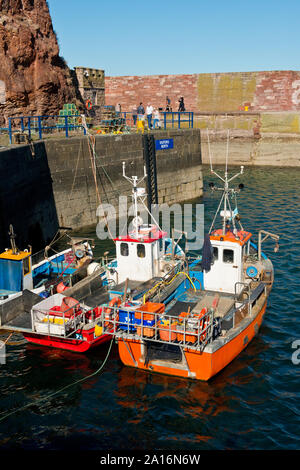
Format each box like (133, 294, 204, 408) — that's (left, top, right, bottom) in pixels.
(114, 225, 168, 284)
(204, 229, 252, 294)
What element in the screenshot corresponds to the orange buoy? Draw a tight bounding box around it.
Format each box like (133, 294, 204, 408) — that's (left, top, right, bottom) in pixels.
(57, 281, 69, 294)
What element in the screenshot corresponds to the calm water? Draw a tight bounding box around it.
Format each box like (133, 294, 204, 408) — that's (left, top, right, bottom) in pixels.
(0, 166, 299, 450)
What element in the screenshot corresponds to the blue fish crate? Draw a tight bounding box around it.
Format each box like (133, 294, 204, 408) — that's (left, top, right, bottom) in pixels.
(134, 317, 156, 327)
(118, 309, 136, 332)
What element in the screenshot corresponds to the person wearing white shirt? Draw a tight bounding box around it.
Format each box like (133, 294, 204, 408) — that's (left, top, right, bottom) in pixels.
(146, 104, 153, 129)
(152, 109, 161, 129)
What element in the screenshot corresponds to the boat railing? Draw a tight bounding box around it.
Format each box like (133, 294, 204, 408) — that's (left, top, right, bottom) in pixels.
(234, 281, 251, 323)
(31, 300, 89, 338)
(97, 303, 216, 351)
(234, 282, 250, 303)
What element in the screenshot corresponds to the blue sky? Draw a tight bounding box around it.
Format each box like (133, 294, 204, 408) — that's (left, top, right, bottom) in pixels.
(48, 0, 300, 76)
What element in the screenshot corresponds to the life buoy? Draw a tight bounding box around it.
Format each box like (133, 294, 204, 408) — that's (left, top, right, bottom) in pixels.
(85, 99, 92, 110)
(105, 297, 121, 314)
(104, 297, 121, 328)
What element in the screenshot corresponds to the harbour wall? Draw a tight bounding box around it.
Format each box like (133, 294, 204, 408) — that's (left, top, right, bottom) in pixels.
(0, 129, 203, 251)
(105, 70, 300, 115)
(201, 132, 300, 167)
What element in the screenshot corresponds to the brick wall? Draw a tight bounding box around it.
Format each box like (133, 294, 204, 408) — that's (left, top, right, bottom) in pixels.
(105, 74, 198, 113)
(105, 71, 300, 113)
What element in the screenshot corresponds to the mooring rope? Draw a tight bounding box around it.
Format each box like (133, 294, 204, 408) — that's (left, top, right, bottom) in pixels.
(0, 338, 114, 423)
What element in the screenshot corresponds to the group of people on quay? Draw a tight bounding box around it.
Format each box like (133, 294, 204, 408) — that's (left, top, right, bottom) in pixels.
(116, 96, 186, 131)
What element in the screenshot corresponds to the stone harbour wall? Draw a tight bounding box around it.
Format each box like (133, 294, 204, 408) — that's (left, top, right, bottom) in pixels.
(201, 133, 300, 167)
(0, 129, 203, 251)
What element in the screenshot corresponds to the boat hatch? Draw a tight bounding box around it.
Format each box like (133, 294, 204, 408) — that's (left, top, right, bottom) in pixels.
(144, 340, 182, 365)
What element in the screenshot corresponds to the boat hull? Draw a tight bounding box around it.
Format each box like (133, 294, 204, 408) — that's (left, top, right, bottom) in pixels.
(118, 300, 267, 381)
(23, 331, 111, 353)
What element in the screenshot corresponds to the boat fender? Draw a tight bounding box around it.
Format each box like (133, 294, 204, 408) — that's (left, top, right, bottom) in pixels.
(57, 281, 69, 293)
(94, 323, 103, 337)
(87, 262, 101, 276)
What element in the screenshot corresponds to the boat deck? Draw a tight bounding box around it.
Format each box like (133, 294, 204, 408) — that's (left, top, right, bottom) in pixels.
(166, 290, 235, 319)
(0, 290, 40, 332)
(4, 310, 32, 330)
(110, 277, 162, 300)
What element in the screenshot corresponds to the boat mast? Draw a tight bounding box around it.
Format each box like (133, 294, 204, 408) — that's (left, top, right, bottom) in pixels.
(207, 130, 244, 235)
(122, 161, 147, 238)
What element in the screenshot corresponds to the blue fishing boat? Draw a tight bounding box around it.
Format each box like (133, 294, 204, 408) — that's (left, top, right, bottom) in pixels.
(0, 225, 94, 305)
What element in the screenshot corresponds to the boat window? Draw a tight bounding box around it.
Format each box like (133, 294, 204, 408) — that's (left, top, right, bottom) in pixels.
(137, 244, 145, 258)
(213, 246, 218, 261)
(23, 257, 30, 275)
(223, 249, 234, 264)
(120, 243, 129, 256)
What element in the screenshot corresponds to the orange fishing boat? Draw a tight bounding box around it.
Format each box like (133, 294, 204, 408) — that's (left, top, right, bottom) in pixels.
(98, 158, 280, 380)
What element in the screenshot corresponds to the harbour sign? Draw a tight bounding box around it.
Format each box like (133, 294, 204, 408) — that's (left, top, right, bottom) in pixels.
(155, 138, 174, 150)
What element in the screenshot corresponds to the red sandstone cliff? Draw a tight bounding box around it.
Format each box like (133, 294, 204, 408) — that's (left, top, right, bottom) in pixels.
(0, 0, 81, 125)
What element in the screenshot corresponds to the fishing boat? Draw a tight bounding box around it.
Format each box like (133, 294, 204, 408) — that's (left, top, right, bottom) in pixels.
(0, 163, 188, 352)
(92, 160, 280, 381)
(0, 225, 95, 305)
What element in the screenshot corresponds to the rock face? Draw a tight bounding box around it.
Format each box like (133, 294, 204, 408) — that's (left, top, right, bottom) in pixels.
(0, 0, 82, 126)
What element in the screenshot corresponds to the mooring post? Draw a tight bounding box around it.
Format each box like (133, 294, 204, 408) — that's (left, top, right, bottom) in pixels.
(28, 117, 31, 140)
(37, 116, 42, 140)
(65, 116, 69, 138)
(8, 118, 12, 144)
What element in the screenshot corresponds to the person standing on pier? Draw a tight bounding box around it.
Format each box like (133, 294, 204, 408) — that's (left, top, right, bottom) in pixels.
(178, 97, 185, 112)
(146, 103, 153, 129)
(132, 105, 138, 125)
(137, 102, 145, 117)
(152, 108, 161, 129)
(166, 96, 171, 111)
(137, 102, 145, 133)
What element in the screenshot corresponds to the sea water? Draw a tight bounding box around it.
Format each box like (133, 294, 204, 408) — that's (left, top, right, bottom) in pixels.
(0, 166, 299, 450)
